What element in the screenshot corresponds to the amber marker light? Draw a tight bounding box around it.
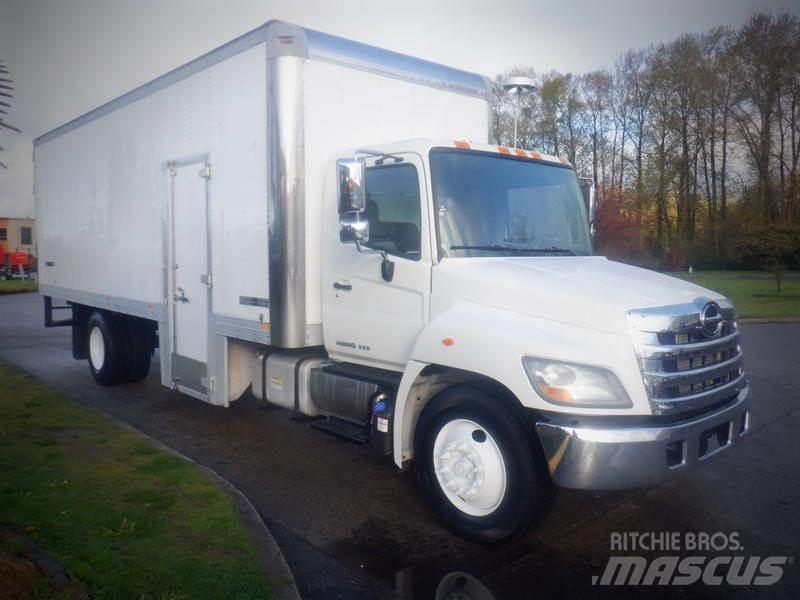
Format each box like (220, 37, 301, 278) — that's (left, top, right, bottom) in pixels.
(540, 385, 574, 404)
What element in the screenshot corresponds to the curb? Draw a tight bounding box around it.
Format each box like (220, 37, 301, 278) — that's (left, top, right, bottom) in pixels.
(0, 526, 88, 598)
(738, 317, 800, 324)
(82, 410, 301, 600)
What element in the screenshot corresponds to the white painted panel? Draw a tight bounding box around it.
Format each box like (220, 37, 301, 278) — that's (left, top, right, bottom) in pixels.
(172, 163, 208, 363)
(302, 60, 489, 325)
(35, 44, 268, 322)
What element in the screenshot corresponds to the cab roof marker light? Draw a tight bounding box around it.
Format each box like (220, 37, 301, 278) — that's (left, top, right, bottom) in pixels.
(447, 141, 571, 168)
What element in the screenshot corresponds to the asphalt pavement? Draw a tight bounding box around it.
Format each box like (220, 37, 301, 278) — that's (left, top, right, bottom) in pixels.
(1, 292, 798, 599)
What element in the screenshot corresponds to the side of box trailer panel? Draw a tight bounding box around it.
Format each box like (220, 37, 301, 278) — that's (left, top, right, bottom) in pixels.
(35, 20, 493, 406)
(36, 43, 269, 320)
(36, 42, 270, 403)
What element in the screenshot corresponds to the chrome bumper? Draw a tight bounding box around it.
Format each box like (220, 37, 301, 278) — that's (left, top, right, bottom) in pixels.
(535, 386, 751, 490)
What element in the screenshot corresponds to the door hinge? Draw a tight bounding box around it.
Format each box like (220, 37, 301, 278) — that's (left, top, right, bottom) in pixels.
(201, 273, 213, 288)
(201, 376, 216, 396)
(199, 164, 211, 179)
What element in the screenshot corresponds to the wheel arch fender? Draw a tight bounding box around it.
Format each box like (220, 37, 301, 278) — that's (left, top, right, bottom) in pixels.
(393, 302, 538, 467)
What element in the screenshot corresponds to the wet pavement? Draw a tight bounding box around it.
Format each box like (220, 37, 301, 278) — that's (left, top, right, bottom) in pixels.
(1, 292, 798, 599)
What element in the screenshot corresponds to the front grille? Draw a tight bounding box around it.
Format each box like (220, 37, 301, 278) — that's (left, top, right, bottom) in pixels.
(628, 298, 747, 416)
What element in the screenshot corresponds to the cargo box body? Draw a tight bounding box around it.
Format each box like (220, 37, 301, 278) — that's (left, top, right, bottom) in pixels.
(35, 21, 491, 404)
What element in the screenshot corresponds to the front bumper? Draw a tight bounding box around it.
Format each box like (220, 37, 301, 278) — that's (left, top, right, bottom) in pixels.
(535, 386, 751, 490)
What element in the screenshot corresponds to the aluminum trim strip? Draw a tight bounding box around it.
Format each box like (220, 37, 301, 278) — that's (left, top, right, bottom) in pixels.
(214, 315, 272, 345)
(266, 54, 306, 348)
(304, 28, 491, 99)
(213, 315, 323, 347)
(39, 284, 164, 322)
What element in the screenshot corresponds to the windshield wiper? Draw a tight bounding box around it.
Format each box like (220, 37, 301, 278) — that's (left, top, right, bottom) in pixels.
(449, 245, 576, 256)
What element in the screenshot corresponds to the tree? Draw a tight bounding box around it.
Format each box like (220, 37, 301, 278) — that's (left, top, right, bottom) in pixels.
(731, 13, 799, 221)
(619, 48, 655, 213)
(490, 12, 800, 271)
(580, 69, 613, 199)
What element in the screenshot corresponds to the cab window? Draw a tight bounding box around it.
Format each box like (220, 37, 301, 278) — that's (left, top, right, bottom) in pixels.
(362, 163, 421, 261)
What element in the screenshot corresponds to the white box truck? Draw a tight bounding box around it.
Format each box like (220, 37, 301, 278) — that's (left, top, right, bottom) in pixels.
(35, 21, 751, 542)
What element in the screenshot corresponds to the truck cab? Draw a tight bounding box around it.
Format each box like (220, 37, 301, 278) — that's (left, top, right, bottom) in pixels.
(316, 139, 750, 541)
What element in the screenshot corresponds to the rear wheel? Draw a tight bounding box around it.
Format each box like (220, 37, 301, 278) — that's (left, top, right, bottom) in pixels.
(415, 385, 544, 543)
(87, 312, 130, 386)
(125, 320, 153, 382)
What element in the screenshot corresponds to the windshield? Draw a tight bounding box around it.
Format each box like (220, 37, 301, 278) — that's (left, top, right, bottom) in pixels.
(429, 149, 592, 258)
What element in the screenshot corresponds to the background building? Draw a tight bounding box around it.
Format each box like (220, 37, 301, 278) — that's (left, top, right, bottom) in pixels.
(0, 216, 35, 257)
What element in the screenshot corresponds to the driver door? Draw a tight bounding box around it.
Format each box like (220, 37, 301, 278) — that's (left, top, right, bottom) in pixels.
(323, 153, 431, 371)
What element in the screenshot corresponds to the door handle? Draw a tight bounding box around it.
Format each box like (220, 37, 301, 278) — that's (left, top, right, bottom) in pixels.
(173, 286, 189, 303)
(333, 280, 352, 291)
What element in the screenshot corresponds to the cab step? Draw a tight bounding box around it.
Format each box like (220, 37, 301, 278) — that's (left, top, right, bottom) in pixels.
(310, 417, 370, 444)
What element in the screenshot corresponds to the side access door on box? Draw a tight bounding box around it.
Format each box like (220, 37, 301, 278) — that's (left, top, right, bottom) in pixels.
(164, 157, 214, 400)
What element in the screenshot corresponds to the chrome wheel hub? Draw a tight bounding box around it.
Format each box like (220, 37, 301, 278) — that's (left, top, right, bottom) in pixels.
(89, 326, 105, 370)
(433, 418, 507, 517)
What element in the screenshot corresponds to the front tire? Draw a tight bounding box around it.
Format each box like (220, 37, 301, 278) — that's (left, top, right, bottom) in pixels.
(87, 312, 130, 386)
(415, 385, 544, 543)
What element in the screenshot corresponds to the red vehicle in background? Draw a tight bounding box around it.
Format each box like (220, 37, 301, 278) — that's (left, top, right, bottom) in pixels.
(0, 247, 33, 279)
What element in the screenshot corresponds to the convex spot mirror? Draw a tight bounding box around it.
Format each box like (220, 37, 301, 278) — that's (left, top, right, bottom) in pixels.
(339, 214, 369, 244)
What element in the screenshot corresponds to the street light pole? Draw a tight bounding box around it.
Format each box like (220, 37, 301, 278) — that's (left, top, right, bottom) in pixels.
(501, 76, 537, 148)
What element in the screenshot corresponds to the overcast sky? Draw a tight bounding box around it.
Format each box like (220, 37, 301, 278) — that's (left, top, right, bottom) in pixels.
(0, 0, 797, 217)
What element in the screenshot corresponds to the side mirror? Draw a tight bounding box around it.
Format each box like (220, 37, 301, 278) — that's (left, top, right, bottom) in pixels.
(578, 176, 596, 238)
(339, 214, 369, 244)
(337, 158, 367, 215)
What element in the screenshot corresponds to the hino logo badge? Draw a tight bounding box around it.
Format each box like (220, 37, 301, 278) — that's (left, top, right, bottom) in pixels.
(699, 301, 724, 337)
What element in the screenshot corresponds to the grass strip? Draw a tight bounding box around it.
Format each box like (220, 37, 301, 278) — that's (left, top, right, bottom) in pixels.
(0, 363, 270, 599)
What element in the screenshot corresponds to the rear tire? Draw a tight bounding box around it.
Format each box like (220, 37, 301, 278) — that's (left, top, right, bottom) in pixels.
(87, 312, 130, 386)
(415, 385, 544, 543)
(125, 320, 153, 382)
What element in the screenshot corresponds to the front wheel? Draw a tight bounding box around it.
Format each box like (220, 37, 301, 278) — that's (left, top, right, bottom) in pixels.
(415, 386, 546, 543)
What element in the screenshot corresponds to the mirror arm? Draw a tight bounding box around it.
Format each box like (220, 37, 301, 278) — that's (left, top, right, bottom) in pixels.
(354, 239, 395, 282)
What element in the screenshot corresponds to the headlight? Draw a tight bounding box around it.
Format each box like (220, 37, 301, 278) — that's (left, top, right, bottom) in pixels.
(522, 357, 632, 408)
